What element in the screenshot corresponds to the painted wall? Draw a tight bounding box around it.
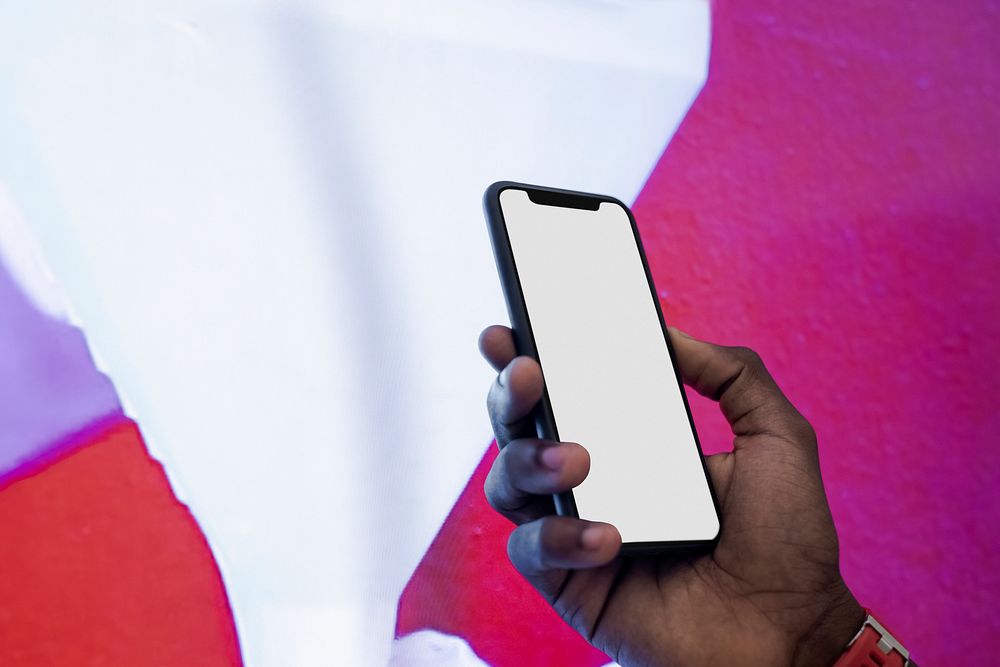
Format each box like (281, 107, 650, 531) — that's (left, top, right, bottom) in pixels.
(0, 0, 995, 665)
(399, 1, 1000, 665)
(641, 5, 1000, 664)
(0, 2, 708, 664)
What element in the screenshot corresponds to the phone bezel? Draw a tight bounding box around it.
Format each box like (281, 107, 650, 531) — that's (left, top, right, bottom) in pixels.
(483, 180, 722, 555)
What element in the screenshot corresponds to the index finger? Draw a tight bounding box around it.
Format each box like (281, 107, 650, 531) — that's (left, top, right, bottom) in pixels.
(479, 325, 544, 448)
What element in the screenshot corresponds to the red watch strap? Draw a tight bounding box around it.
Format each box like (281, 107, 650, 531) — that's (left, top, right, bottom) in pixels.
(833, 609, 910, 667)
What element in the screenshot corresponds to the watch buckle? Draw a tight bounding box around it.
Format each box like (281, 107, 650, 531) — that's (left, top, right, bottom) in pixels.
(846, 614, 911, 665)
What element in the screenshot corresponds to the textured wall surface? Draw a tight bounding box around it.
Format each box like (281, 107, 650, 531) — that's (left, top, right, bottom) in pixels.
(399, 1, 1000, 664)
(638, 2, 1000, 663)
(0, 420, 241, 665)
(1, 0, 996, 664)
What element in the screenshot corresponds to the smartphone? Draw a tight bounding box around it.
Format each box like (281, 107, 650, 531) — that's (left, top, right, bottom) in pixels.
(483, 181, 721, 553)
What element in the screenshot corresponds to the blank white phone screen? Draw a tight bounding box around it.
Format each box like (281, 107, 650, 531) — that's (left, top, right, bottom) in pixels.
(499, 188, 719, 544)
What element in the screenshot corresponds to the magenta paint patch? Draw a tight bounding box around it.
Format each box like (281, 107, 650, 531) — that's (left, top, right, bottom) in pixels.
(0, 252, 122, 479)
(633, 0, 1000, 663)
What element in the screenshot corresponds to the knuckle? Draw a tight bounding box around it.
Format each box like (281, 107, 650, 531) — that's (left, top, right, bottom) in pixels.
(730, 345, 764, 368)
(483, 464, 507, 511)
(486, 442, 543, 515)
(508, 521, 542, 569)
(504, 438, 536, 473)
(506, 526, 526, 565)
(484, 449, 520, 511)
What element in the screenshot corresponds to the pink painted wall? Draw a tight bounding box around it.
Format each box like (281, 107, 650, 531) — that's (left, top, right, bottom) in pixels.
(401, 1, 1000, 664)
(637, 2, 1000, 662)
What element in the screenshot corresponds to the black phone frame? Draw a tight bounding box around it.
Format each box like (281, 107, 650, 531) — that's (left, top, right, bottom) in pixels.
(483, 180, 722, 556)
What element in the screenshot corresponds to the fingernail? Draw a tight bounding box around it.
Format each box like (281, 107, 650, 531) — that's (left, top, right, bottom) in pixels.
(580, 525, 606, 551)
(540, 445, 564, 471)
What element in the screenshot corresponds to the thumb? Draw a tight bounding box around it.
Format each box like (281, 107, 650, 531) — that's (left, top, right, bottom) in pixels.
(668, 328, 815, 446)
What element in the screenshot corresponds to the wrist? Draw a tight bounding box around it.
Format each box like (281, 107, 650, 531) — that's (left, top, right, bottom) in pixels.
(790, 581, 865, 667)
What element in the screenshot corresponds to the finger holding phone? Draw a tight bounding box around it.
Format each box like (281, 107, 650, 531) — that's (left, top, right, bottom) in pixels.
(481, 183, 866, 667)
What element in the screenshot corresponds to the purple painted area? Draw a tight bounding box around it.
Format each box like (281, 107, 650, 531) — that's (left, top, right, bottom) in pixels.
(0, 254, 122, 478)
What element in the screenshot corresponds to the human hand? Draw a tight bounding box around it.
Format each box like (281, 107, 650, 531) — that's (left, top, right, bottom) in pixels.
(479, 325, 864, 667)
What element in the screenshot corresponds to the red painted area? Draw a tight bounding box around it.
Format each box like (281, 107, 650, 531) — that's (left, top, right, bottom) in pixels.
(400, 1, 999, 664)
(0, 419, 242, 666)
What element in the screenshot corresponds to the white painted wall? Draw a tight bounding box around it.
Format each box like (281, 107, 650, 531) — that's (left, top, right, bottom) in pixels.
(0, 1, 708, 663)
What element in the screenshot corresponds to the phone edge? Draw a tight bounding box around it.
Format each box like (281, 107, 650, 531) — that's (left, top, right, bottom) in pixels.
(482, 180, 721, 555)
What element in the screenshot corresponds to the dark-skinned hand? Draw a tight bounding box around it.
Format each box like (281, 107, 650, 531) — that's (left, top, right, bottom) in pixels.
(479, 324, 865, 667)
